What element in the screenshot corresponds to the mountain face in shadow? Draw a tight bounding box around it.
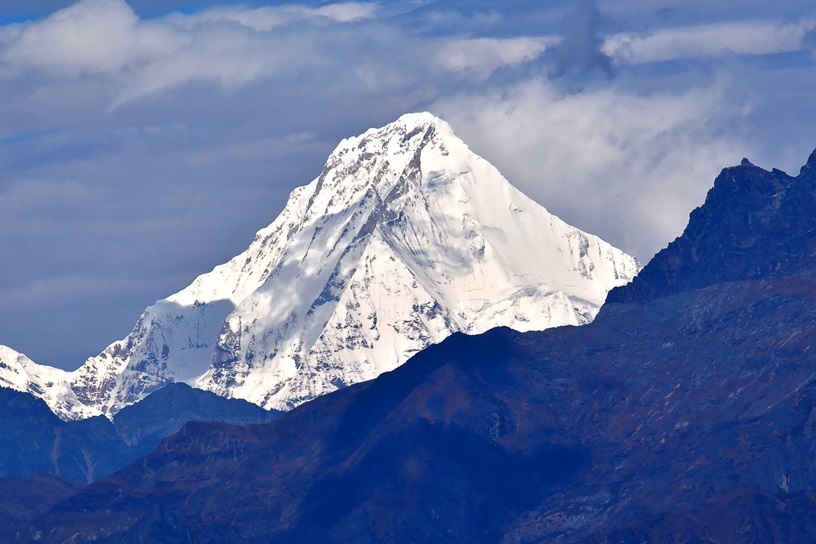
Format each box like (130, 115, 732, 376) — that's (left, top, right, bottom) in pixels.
(112, 382, 282, 453)
(606, 153, 816, 305)
(577, 486, 816, 543)
(0, 383, 279, 485)
(16, 152, 816, 542)
(0, 387, 127, 484)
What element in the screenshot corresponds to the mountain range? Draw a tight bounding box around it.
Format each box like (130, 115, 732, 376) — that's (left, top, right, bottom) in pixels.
(12, 149, 816, 542)
(0, 383, 279, 484)
(0, 113, 638, 420)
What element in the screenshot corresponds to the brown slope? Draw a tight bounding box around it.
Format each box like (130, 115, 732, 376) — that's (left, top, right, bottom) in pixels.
(0, 473, 83, 539)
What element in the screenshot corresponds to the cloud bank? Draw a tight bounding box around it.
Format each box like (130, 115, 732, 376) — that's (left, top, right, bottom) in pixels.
(435, 78, 751, 258)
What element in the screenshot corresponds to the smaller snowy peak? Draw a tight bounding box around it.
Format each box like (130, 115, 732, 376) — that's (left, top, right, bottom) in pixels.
(0, 345, 101, 420)
(0, 344, 45, 393)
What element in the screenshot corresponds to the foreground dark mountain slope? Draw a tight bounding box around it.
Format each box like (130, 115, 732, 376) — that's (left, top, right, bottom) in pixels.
(19, 152, 816, 542)
(0, 474, 81, 538)
(577, 486, 816, 543)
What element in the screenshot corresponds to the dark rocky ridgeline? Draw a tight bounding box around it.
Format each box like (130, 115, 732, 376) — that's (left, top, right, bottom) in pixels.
(112, 382, 283, 454)
(15, 150, 816, 543)
(606, 151, 816, 305)
(0, 388, 129, 484)
(0, 383, 279, 485)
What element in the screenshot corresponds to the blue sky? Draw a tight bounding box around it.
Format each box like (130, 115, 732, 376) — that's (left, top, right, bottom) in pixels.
(2, 0, 816, 369)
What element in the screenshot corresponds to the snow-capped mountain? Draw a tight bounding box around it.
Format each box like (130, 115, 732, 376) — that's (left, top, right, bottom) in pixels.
(0, 345, 95, 419)
(1, 113, 638, 419)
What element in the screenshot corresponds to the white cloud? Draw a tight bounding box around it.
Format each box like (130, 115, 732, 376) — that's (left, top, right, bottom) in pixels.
(604, 19, 813, 64)
(165, 2, 378, 31)
(1, 0, 184, 75)
(314, 3, 378, 23)
(435, 37, 553, 76)
(0, 3, 802, 264)
(434, 77, 753, 259)
(0, 0, 542, 109)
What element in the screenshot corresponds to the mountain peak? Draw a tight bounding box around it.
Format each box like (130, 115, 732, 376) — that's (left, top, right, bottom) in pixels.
(394, 111, 448, 129)
(0, 344, 100, 420)
(326, 112, 457, 195)
(2, 114, 638, 419)
(337, 112, 449, 148)
(195, 114, 638, 410)
(606, 149, 816, 305)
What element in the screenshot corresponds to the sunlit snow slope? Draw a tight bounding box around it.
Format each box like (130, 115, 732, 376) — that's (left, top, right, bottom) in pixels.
(0, 346, 96, 419)
(0, 113, 638, 418)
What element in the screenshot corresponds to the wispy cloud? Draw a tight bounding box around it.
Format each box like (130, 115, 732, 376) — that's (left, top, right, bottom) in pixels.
(604, 19, 814, 64)
(164, 2, 378, 31)
(435, 37, 551, 76)
(435, 77, 753, 259)
(0, 0, 543, 110)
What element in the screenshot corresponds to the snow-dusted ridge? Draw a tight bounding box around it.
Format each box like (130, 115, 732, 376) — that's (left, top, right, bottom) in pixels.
(0, 345, 100, 419)
(0, 113, 639, 419)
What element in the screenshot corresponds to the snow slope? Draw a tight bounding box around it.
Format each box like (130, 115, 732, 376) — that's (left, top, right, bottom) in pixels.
(0, 113, 639, 418)
(0, 345, 99, 419)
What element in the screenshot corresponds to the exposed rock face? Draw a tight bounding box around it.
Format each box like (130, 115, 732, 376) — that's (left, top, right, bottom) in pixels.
(0, 112, 637, 418)
(18, 151, 816, 543)
(606, 152, 816, 304)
